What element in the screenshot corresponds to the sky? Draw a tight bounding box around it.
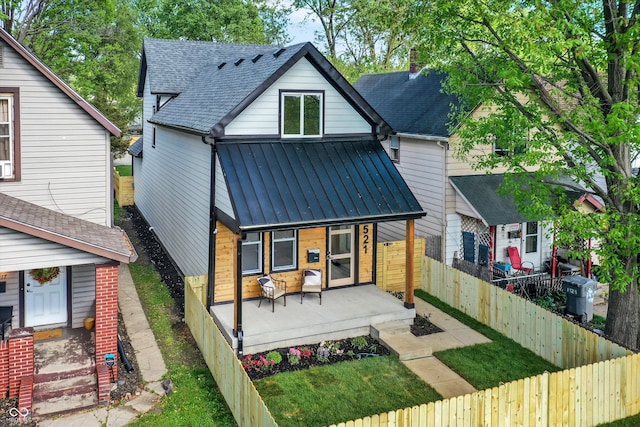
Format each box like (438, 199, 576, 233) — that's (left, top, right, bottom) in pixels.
(282, 3, 323, 45)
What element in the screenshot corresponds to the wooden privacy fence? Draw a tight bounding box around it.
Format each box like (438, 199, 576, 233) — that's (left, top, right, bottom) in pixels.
(330, 354, 640, 427)
(184, 278, 277, 427)
(113, 168, 134, 207)
(421, 256, 630, 369)
(333, 255, 638, 427)
(376, 237, 424, 291)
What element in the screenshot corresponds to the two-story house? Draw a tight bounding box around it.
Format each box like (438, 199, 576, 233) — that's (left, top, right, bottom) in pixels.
(354, 65, 557, 272)
(0, 28, 137, 411)
(132, 38, 425, 354)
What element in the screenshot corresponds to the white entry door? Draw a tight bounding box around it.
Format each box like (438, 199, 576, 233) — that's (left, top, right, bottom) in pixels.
(521, 221, 541, 269)
(25, 268, 67, 327)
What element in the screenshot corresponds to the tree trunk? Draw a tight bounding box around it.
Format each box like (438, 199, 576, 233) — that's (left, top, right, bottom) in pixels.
(605, 280, 640, 350)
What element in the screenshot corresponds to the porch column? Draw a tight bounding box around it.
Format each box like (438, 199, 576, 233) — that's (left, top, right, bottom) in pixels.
(95, 262, 119, 379)
(405, 220, 415, 309)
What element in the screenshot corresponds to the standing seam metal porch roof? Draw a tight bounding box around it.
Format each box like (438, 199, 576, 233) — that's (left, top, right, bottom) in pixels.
(216, 139, 425, 232)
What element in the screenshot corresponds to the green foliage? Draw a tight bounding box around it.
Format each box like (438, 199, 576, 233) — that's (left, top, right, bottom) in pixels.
(133, 0, 285, 44)
(266, 350, 282, 364)
(408, 0, 640, 348)
(254, 356, 442, 427)
(533, 290, 566, 311)
(350, 335, 368, 351)
(115, 164, 132, 176)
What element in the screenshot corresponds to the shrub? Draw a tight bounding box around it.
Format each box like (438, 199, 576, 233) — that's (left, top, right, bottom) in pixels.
(266, 351, 282, 365)
(350, 336, 368, 350)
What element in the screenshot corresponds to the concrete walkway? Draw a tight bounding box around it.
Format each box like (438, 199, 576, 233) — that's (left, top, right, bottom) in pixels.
(38, 264, 167, 427)
(380, 298, 491, 399)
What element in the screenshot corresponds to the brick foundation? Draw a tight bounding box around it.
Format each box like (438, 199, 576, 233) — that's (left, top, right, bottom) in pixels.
(8, 328, 34, 399)
(0, 341, 8, 397)
(95, 263, 119, 380)
(18, 376, 33, 416)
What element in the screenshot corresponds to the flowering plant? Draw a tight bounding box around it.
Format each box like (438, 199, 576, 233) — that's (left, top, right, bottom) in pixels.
(287, 348, 301, 365)
(30, 267, 61, 285)
(242, 354, 276, 373)
(316, 341, 342, 363)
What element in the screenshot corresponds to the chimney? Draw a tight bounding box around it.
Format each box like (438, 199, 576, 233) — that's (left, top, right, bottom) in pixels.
(409, 48, 418, 74)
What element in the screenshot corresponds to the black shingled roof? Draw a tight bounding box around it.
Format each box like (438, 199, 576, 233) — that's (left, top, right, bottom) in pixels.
(449, 174, 527, 226)
(139, 39, 390, 136)
(128, 137, 143, 158)
(354, 70, 463, 137)
(216, 138, 425, 232)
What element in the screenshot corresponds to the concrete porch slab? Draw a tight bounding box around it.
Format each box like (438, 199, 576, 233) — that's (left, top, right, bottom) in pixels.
(210, 284, 415, 354)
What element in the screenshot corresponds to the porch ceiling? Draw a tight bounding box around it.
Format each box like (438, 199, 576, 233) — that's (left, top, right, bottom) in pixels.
(210, 284, 415, 354)
(216, 138, 425, 233)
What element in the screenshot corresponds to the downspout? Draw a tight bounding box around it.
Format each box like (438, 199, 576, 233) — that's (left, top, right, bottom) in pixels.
(235, 234, 244, 356)
(203, 136, 216, 308)
(437, 140, 448, 262)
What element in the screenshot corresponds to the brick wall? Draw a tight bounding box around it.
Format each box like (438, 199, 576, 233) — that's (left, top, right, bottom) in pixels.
(18, 376, 33, 416)
(0, 341, 8, 397)
(95, 263, 119, 380)
(7, 328, 34, 398)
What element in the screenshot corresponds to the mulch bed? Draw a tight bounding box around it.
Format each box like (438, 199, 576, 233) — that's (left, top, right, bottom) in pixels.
(242, 335, 391, 381)
(411, 314, 444, 336)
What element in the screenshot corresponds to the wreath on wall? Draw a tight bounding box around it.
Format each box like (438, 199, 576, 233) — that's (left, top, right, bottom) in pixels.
(30, 267, 61, 285)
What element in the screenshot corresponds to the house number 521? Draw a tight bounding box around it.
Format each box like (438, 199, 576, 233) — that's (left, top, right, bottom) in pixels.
(362, 225, 370, 254)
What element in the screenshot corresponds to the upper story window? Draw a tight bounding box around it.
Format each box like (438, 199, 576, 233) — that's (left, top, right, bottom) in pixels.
(389, 135, 400, 162)
(493, 129, 528, 157)
(242, 232, 263, 275)
(0, 88, 19, 180)
(281, 92, 322, 137)
(271, 230, 297, 271)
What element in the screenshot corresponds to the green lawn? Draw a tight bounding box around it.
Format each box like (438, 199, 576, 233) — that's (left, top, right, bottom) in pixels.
(414, 290, 562, 390)
(115, 164, 132, 176)
(125, 262, 236, 427)
(255, 356, 441, 427)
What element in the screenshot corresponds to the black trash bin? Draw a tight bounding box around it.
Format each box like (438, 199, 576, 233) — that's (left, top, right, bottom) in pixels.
(562, 275, 597, 323)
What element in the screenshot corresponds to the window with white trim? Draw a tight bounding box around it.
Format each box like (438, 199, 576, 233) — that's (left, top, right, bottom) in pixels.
(242, 232, 263, 274)
(281, 92, 322, 137)
(0, 89, 18, 180)
(271, 230, 297, 271)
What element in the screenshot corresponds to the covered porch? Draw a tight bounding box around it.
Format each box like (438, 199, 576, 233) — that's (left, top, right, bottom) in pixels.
(210, 284, 414, 355)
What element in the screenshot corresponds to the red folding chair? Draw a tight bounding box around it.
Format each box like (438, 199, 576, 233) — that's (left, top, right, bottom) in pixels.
(507, 246, 534, 274)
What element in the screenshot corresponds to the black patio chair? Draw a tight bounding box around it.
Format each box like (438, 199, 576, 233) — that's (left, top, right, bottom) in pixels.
(0, 306, 12, 340)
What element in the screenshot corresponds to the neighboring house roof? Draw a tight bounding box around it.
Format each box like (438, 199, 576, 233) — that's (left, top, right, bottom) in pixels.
(353, 70, 463, 137)
(216, 138, 425, 232)
(449, 174, 527, 226)
(0, 28, 120, 137)
(450, 174, 595, 226)
(128, 137, 143, 158)
(0, 193, 137, 263)
(140, 39, 390, 136)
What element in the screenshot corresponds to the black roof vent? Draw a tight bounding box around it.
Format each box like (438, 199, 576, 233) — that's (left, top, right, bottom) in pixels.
(217, 62, 226, 70)
(251, 53, 263, 63)
(273, 48, 285, 58)
(234, 58, 244, 66)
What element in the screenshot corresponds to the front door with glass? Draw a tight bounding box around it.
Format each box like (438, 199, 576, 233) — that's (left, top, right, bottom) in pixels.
(328, 226, 354, 287)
